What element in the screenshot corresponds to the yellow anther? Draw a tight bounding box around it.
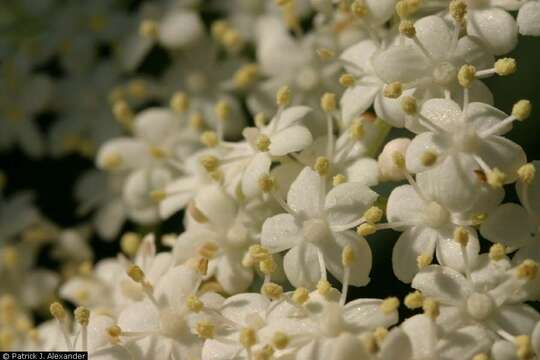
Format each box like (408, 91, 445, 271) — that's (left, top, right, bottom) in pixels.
(108, 86, 125, 103)
(2, 246, 18, 269)
(78, 261, 93, 275)
(260, 256, 277, 275)
(170, 92, 189, 113)
(262, 282, 283, 300)
(422, 298, 439, 319)
(258, 174, 276, 193)
(472, 353, 489, 360)
(292, 287, 310, 305)
(317, 279, 332, 296)
(149, 146, 166, 159)
(515, 335, 532, 360)
(256, 134, 271, 152)
(249, 245, 270, 262)
(127, 80, 148, 100)
(276, 86, 292, 106)
(198, 242, 219, 259)
(458, 64, 477, 88)
(420, 151, 438, 167)
(188, 202, 209, 223)
(240, 327, 257, 348)
(351, 0, 369, 17)
(399, 20, 416, 38)
(518, 163, 536, 184)
(453, 226, 469, 247)
(395, 0, 421, 18)
(489, 243, 506, 261)
(127, 265, 145, 283)
(516, 259, 538, 281)
(254, 345, 274, 360)
(102, 153, 122, 170)
(350, 119, 365, 140)
(512, 100, 532, 121)
(416, 254, 432, 269)
(74, 307, 90, 326)
(234, 64, 259, 88)
(471, 212, 488, 225)
(199, 155, 220, 172)
(49, 302, 66, 321)
(190, 112, 205, 130)
(215, 100, 231, 122)
(404, 291, 424, 309)
(316, 48, 336, 61)
(373, 327, 389, 347)
(342, 245, 355, 267)
(383, 82, 403, 99)
(401, 96, 417, 115)
(211, 20, 230, 40)
(196, 257, 209, 275)
(380, 297, 400, 314)
(222, 29, 243, 52)
(363, 207, 384, 224)
(314, 156, 330, 176)
(196, 320, 215, 339)
(321, 92, 337, 112)
(106, 325, 122, 342)
(495, 58, 517, 76)
(254, 113, 267, 128)
(333, 174, 347, 186)
(200, 131, 219, 148)
(360, 332, 378, 354)
(339, 73, 355, 87)
(449, 0, 467, 24)
(272, 331, 290, 349)
(149, 189, 166, 203)
(139, 19, 159, 39)
(357, 223, 377, 237)
(486, 168, 506, 189)
(112, 100, 134, 124)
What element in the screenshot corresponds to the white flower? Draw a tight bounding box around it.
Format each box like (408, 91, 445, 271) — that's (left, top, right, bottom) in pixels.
(517, 0, 540, 36)
(261, 166, 376, 288)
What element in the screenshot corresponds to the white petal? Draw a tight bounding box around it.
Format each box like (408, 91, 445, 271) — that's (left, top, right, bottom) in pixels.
(372, 46, 429, 83)
(438, 326, 492, 360)
(517, 1, 540, 36)
(364, 0, 396, 24)
(405, 132, 447, 174)
(480, 203, 535, 248)
(95, 199, 125, 240)
(134, 108, 176, 145)
(272, 105, 312, 131)
(532, 321, 540, 355)
(477, 136, 527, 182)
(401, 315, 438, 359)
(117, 301, 159, 333)
(386, 185, 425, 226)
(467, 8, 518, 55)
(516, 160, 540, 216)
(411, 265, 472, 305)
(491, 340, 519, 360)
(379, 328, 413, 360)
(269, 125, 313, 156)
(492, 304, 540, 336)
(158, 10, 203, 48)
(220, 293, 270, 324)
(325, 182, 378, 229)
(344, 299, 398, 330)
(154, 265, 200, 306)
(435, 226, 480, 274)
(96, 138, 150, 171)
(374, 90, 411, 128)
(344, 157, 380, 187)
(466, 102, 510, 135)
(324, 231, 372, 286)
(340, 40, 379, 75)
(392, 227, 438, 283)
(287, 166, 324, 219)
(284, 243, 322, 288)
(215, 253, 254, 294)
(194, 185, 238, 229)
(261, 213, 302, 253)
(420, 98, 462, 131)
(331, 333, 371, 360)
(340, 82, 379, 125)
(414, 15, 454, 61)
(241, 152, 272, 198)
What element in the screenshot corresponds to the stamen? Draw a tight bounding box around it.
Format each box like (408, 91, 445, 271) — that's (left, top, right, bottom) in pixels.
(261, 282, 283, 300)
(276, 86, 292, 107)
(272, 331, 289, 349)
(404, 291, 424, 309)
(383, 82, 403, 99)
(195, 320, 215, 339)
(340, 245, 355, 305)
(489, 243, 506, 261)
(458, 64, 476, 88)
(49, 302, 73, 350)
(416, 254, 432, 269)
(317, 279, 332, 297)
(516, 259, 538, 281)
(170, 92, 189, 114)
(515, 335, 533, 360)
(200, 131, 219, 148)
(518, 163, 536, 184)
(422, 298, 439, 319)
(139, 19, 159, 39)
(380, 297, 400, 314)
(333, 174, 347, 186)
(316, 48, 336, 61)
(401, 96, 417, 115)
(292, 288, 310, 305)
(121, 233, 141, 257)
(74, 307, 90, 351)
(373, 327, 388, 347)
(339, 73, 356, 87)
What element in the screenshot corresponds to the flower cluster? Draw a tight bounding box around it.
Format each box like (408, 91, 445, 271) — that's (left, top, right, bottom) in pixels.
(2, 0, 540, 359)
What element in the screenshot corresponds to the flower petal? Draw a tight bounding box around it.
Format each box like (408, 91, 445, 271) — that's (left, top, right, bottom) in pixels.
(287, 166, 324, 219)
(467, 8, 518, 55)
(261, 213, 302, 253)
(269, 125, 313, 156)
(411, 265, 473, 305)
(284, 243, 322, 288)
(517, 1, 540, 36)
(392, 227, 438, 283)
(325, 182, 378, 229)
(480, 203, 535, 248)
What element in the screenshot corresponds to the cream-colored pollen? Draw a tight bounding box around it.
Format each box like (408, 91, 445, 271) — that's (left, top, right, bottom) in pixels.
(494, 58, 517, 76)
(222, 29, 243, 52)
(364, 207, 383, 224)
(106, 325, 122, 342)
(74, 307, 90, 326)
(127, 265, 146, 283)
(399, 20, 416, 38)
(292, 287, 310, 305)
(275, 0, 293, 6)
(149, 189, 166, 203)
(342, 245, 355, 267)
(392, 152, 406, 169)
(258, 174, 276, 193)
(199, 155, 220, 172)
(373, 327, 388, 347)
(383, 82, 403, 99)
(200, 131, 219, 148)
(449, 0, 467, 23)
(272, 331, 289, 349)
(240, 327, 257, 348)
(190, 112, 205, 130)
(170, 92, 189, 113)
(471, 212, 488, 225)
(186, 295, 204, 313)
(254, 345, 274, 360)
(422, 298, 439, 319)
(276, 86, 292, 106)
(149, 146, 166, 159)
(486, 168, 506, 189)
(102, 153, 122, 170)
(139, 19, 159, 39)
(215, 100, 231, 122)
(515, 335, 532, 360)
(255, 134, 271, 152)
(472, 353, 489, 360)
(357, 223, 377, 237)
(350, 119, 365, 140)
(79, 262, 93, 276)
(516, 259, 538, 281)
(512, 100, 532, 121)
(321, 92, 337, 112)
(404, 291, 424, 309)
(249, 245, 270, 262)
(196, 257, 209, 275)
(314, 156, 330, 176)
(49, 302, 66, 321)
(339, 73, 355, 87)
(112, 100, 133, 124)
(351, 0, 369, 17)
(317, 48, 336, 61)
(317, 279, 332, 296)
(420, 151, 438, 167)
(458, 64, 476, 88)
(211, 20, 229, 40)
(234, 64, 259, 88)
(416, 254, 432, 269)
(453, 227, 469, 247)
(259, 257, 277, 275)
(196, 320, 215, 339)
(2, 246, 18, 269)
(489, 243, 506, 261)
(255, 113, 267, 128)
(360, 332, 378, 354)
(518, 163, 536, 184)
(333, 174, 347, 186)
(198, 242, 219, 259)
(380, 297, 399, 314)
(401, 96, 417, 115)
(262, 282, 283, 300)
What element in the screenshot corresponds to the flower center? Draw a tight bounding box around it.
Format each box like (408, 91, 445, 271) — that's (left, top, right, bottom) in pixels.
(159, 307, 187, 337)
(466, 292, 495, 320)
(296, 66, 320, 91)
(432, 62, 457, 86)
(423, 202, 450, 228)
(452, 127, 479, 153)
(302, 219, 330, 244)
